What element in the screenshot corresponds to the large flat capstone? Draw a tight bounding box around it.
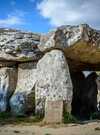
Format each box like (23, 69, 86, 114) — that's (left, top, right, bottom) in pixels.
(38, 24, 100, 71)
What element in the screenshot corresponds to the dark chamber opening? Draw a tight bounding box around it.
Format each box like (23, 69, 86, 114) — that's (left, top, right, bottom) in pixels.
(70, 71, 98, 120)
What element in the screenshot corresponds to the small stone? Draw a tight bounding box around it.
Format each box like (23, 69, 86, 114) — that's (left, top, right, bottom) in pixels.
(44, 100, 63, 124)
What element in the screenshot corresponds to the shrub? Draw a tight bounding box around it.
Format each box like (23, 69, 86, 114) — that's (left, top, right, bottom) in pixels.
(63, 112, 78, 124)
(90, 112, 100, 120)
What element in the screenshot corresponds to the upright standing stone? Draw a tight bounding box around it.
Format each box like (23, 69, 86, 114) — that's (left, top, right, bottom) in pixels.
(0, 67, 17, 112)
(10, 62, 36, 116)
(35, 50, 73, 120)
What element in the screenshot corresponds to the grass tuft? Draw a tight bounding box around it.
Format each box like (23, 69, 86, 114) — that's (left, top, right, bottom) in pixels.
(63, 112, 78, 124)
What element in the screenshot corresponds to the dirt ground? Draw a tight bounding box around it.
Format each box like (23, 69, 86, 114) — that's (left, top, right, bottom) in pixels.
(0, 121, 100, 135)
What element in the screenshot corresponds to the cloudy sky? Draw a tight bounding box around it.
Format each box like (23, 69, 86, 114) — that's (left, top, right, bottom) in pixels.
(0, 0, 100, 32)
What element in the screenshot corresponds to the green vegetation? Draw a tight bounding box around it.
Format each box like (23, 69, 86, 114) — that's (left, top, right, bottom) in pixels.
(0, 112, 11, 120)
(95, 127, 100, 131)
(1, 111, 100, 125)
(15, 46, 21, 52)
(63, 111, 100, 124)
(20, 56, 32, 61)
(90, 112, 100, 120)
(0, 112, 42, 125)
(45, 133, 51, 135)
(20, 42, 33, 50)
(63, 112, 78, 124)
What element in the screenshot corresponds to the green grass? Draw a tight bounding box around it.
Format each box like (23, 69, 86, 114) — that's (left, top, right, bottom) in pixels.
(63, 112, 78, 124)
(0, 112, 42, 125)
(0, 111, 80, 125)
(0, 112, 11, 120)
(90, 112, 100, 120)
(45, 133, 51, 135)
(15, 47, 21, 52)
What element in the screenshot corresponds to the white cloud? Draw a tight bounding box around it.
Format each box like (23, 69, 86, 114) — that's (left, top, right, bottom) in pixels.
(0, 10, 25, 27)
(37, 0, 100, 28)
(0, 16, 23, 27)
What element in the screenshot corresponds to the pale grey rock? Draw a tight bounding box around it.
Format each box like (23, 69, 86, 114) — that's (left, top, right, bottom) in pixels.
(10, 62, 36, 116)
(35, 50, 73, 116)
(0, 28, 43, 62)
(97, 90, 100, 111)
(96, 76, 100, 111)
(38, 24, 100, 71)
(38, 24, 100, 52)
(0, 67, 17, 112)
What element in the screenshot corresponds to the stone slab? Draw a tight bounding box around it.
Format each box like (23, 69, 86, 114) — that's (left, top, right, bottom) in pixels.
(44, 100, 63, 124)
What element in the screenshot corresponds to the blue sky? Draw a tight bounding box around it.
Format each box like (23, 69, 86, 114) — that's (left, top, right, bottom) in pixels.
(0, 0, 52, 33)
(0, 0, 100, 33)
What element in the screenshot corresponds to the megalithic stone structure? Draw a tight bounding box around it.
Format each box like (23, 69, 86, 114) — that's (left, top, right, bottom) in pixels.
(0, 24, 100, 121)
(35, 50, 73, 122)
(0, 28, 43, 114)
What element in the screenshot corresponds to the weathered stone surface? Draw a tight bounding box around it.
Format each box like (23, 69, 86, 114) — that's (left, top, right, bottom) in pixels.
(35, 50, 73, 116)
(97, 90, 100, 111)
(44, 100, 63, 124)
(0, 28, 43, 62)
(96, 75, 100, 111)
(10, 62, 36, 116)
(0, 67, 17, 112)
(1, 25, 100, 70)
(38, 24, 100, 71)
